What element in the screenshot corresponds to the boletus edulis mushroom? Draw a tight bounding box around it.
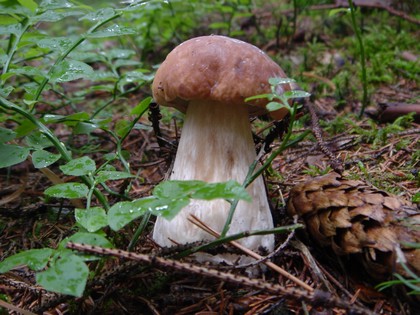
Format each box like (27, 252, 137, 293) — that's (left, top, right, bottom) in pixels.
(152, 35, 295, 258)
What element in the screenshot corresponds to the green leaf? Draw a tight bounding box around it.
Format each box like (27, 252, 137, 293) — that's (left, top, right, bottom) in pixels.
(96, 171, 135, 184)
(65, 232, 113, 250)
(25, 132, 53, 149)
(62, 112, 92, 125)
(0, 127, 16, 142)
(73, 122, 98, 135)
(36, 251, 88, 297)
(6, 66, 46, 79)
(0, 16, 20, 25)
(79, 7, 116, 22)
(192, 180, 252, 202)
(61, 232, 113, 261)
(118, 70, 153, 87)
(75, 207, 107, 232)
(329, 8, 350, 17)
(114, 59, 141, 69)
(269, 77, 296, 85)
(49, 60, 94, 83)
(15, 118, 36, 137)
(32, 10, 84, 23)
(42, 114, 65, 123)
(59, 156, 96, 176)
(0, 1, 33, 16)
(133, 123, 151, 131)
(88, 24, 136, 38)
(108, 196, 191, 229)
(17, 0, 38, 12)
(108, 200, 147, 231)
(32, 149, 61, 168)
(0, 86, 14, 97)
(43, 112, 90, 124)
(103, 153, 117, 161)
(413, 192, 420, 203)
(283, 90, 311, 99)
(266, 101, 288, 112)
(107, 48, 135, 60)
(115, 119, 130, 138)
(144, 197, 190, 220)
(245, 93, 274, 102)
(37, 37, 75, 53)
(39, 0, 74, 10)
(0, 24, 22, 36)
(108, 180, 250, 229)
(0, 248, 53, 273)
(44, 182, 89, 199)
(0, 143, 30, 168)
(131, 97, 152, 115)
(209, 22, 230, 30)
(153, 180, 252, 202)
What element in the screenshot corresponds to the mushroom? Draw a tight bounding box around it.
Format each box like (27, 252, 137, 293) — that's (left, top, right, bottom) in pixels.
(152, 35, 293, 256)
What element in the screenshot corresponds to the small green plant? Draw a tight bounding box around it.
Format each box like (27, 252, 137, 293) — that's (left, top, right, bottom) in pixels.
(303, 165, 333, 177)
(219, 77, 312, 237)
(329, 1, 368, 116)
(245, 77, 310, 114)
(347, 0, 368, 116)
(376, 245, 420, 296)
(0, 0, 256, 298)
(0, 179, 251, 296)
(413, 192, 420, 204)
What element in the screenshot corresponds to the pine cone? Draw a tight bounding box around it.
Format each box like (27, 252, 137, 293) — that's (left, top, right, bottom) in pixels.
(287, 172, 420, 280)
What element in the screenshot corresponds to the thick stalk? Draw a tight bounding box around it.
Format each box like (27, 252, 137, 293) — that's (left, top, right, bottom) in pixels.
(153, 101, 274, 252)
(221, 103, 303, 237)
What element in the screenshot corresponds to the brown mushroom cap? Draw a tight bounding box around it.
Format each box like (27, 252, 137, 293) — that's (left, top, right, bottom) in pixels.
(152, 35, 291, 120)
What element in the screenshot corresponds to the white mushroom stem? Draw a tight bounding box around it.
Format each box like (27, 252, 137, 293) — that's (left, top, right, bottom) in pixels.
(152, 101, 274, 252)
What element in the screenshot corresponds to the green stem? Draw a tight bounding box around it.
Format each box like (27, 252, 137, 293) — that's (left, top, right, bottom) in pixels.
(220, 158, 258, 237)
(0, 96, 109, 209)
(33, 12, 122, 101)
(220, 103, 302, 237)
(1, 18, 31, 86)
(174, 224, 303, 259)
(90, 85, 140, 119)
(348, 0, 369, 117)
(246, 105, 301, 185)
(86, 180, 96, 210)
(127, 212, 151, 251)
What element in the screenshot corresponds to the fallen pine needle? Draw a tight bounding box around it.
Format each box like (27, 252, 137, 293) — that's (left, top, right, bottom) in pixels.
(188, 214, 314, 293)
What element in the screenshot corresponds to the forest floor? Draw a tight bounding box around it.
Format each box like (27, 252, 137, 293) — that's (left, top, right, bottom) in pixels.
(1, 1, 419, 315)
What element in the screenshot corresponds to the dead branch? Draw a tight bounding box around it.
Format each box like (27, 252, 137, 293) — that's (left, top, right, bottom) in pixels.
(66, 242, 375, 315)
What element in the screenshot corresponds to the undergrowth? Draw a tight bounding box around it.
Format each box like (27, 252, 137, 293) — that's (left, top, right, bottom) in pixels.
(0, 0, 418, 309)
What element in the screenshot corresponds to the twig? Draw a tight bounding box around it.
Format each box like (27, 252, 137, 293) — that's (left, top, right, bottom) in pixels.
(66, 242, 375, 315)
(232, 216, 297, 270)
(148, 102, 166, 149)
(292, 240, 335, 293)
(0, 180, 25, 206)
(315, 261, 363, 305)
(171, 224, 303, 259)
(0, 299, 37, 315)
(302, 72, 336, 91)
(188, 214, 314, 293)
(306, 101, 344, 173)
